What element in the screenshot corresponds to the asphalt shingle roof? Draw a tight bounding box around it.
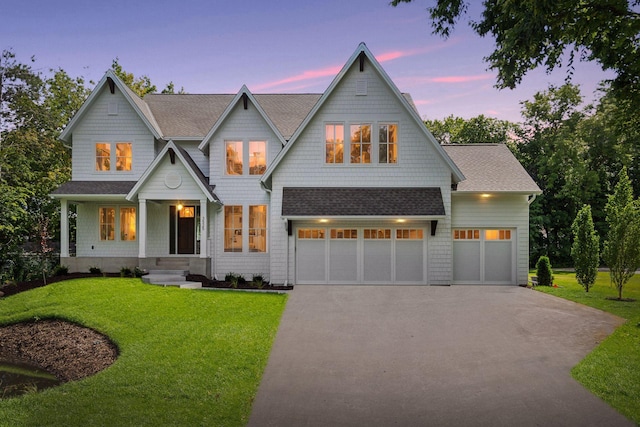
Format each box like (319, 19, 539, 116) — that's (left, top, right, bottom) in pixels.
(442, 144, 541, 193)
(282, 187, 445, 217)
(51, 181, 137, 195)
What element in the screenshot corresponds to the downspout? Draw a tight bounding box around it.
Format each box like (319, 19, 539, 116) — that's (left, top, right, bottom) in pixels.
(283, 218, 289, 286)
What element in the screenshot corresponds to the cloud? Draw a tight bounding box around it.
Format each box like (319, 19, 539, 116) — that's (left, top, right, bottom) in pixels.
(253, 45, 445, 92)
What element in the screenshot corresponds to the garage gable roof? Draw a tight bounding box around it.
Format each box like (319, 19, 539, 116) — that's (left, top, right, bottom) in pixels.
(282, 187, 445, 217)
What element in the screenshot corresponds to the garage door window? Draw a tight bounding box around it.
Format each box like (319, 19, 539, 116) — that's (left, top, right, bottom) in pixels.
(364, 229, 391, 239)
(453, 229, 480, 240)
(396, 229, 424, 239)
(485, 229, 511, 240)
(298, 229, 326, 239)
(330, 229, 357, 239)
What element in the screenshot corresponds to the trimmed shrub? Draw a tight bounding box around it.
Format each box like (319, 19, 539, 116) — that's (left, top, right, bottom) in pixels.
(53, 265, 69, 276)
(536, 256, 553, 286)
(89, 266, 102, 274)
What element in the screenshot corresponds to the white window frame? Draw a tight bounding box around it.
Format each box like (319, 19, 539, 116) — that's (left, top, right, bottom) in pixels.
(325, 123, 345, 164)
(95, 141, 133, 173)
(99, 206, 137, 242)
(224, 140, 267, 176)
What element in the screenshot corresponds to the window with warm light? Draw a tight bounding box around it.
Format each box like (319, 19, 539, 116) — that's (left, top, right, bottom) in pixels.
(249, 141, 266, 175)
(350, 124, 371, 163)
(249, 205, 267, 252)
(379, 124, 397, 164)
(396, 229, 423, 239)
(225, 141, 243, 175)
(325, 124, 344, 164)
(99, 207, 115, 240)
(485, 229, 511, 240)
(453, 229, 481, 240)
(96, 143, 111, 171)
(364, 229, 391, 239)
(224, 206, 243, 252)
(120, 207, 136, 241)
(298, 229, 326, 239)
(116, 143, 132, 171)
(330, 229, 357, 239)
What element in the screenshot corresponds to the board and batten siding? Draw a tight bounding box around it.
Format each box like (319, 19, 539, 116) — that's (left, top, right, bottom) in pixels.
(71, 85, 156, 181)
(269, 60, 454, 285)
(451, 193, 530, 285)
(206, 99, 277, 280)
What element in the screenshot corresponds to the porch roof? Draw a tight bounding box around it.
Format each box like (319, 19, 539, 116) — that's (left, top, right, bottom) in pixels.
(51, 181, 137, 197)
(282, 187, 445, 217)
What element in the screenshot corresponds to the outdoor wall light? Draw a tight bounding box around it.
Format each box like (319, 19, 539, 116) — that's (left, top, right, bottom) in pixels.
(177, 203, 184, 211)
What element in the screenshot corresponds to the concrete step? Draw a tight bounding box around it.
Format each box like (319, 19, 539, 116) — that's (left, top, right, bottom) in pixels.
(142, 273, 188, 286)
(147, 269, 189, 276)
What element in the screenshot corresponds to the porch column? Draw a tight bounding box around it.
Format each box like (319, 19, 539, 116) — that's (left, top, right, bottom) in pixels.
(200, 199, 207, 258)
(139, 198, 147, 258)
(60, 199, 69, 258)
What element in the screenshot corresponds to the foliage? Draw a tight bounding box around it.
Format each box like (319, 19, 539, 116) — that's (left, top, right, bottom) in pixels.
(53, 265, 69, 276)
(0, 278, 287, 426)
(0, 49, 89, 282)
(602, 167, 640, 300)
(119, 267, 133, 278)
(110, 58, 156, 97)
(88, 267, 102, 275)
(571, 205, 600, 292)
(252, 273, 264, 289)
(535, 256, 553, 286)
(390, 0, 640, 113)
(424, 114, 519, 144)
(534, 271, 640, 424)
(133, 267, 145, 278)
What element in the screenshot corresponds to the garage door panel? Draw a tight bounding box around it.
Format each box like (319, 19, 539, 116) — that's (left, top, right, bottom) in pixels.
(297, 240, 326, 283)
(453, 241, 481, 282)
(364, 240, 392, 282)
(396, 241, 423, 282)
(329, 240, 358, 282)
(484, 241, 512, 283)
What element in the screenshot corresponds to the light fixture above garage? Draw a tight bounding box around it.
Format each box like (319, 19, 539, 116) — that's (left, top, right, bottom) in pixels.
(481, 194, 491, 198)
(396, 219, 406, 223)
(319, 219, 329, 223)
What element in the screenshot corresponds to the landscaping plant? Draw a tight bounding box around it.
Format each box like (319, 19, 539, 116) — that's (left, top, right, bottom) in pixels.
(535, 255, 553, 286)
(571, 205, 599, 292)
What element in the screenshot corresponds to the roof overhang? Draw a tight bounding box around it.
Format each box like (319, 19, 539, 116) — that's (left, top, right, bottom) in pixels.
(282, 187, 446, 218)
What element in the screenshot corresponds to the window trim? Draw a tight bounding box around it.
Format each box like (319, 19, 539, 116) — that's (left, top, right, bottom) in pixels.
(223, 204, 269, 253)
(325, 123, 345, 164)
(349, 123, 372, 164)
(378, 123, 398, 164)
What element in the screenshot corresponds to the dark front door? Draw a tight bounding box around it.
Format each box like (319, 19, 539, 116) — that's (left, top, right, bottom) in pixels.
(170, 205, 196, 255)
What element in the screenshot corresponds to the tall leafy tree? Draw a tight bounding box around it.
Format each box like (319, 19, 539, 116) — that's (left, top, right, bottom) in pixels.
(571, 205, 600, 292)
(0, 50, 89, 280)
(425, 114, 518, 144)
(513, 84, 592, 265)
(111, 58, 157, 97)
(602, 167, 640, 300)
(390, 0, 640, 111)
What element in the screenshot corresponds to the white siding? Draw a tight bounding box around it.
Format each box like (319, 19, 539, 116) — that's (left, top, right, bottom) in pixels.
(207, 99, 277, 280)
(451, 193, 531, 285)
(269, 61, 453, 285)
(137, 155, 204, 200)
(177, 141, 209, 177)
(76, 202, 139, 257)
(72, 86, 156, 181)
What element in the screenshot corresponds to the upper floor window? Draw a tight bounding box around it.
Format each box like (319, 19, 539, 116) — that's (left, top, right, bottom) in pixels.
(116, 143, 132, 171)
(379, 124, 397, 164)
(96, 142, 132, 171)
(249, 141, 266, 175)
(350, 124, 371, 163)
(226, 140, 266, 175)
(226, 141, 243, 175)
(325, 124, 344, 164)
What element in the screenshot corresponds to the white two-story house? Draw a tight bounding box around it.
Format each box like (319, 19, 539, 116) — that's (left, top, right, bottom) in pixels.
(52, 43, 541, 286)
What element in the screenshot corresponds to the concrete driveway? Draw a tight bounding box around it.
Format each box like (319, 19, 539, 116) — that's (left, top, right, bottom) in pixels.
(248, 285, 632, 426)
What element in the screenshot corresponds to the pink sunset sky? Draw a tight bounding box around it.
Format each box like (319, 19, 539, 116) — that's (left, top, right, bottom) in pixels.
(1, 0, 612, 123)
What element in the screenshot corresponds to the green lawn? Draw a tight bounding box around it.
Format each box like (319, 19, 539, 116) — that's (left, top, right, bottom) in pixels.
(0, 278, 287, 427)
(533, 271, 640, 424)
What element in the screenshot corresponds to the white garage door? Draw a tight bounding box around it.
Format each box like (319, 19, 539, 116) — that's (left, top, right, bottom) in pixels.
(452, 229, 515, 285)
(296, 227, 426, 284)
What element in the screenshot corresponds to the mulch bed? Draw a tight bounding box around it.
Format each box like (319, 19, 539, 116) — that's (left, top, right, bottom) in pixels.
(0, 319, 118, 382)
(186, 274, 293, 291)
(0, 273, 121, 298)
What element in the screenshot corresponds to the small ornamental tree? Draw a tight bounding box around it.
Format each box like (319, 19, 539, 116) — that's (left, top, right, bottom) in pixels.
(602, 167, 640, 300)
(535, 256, 553, 286)
(571, 205, 599, 292)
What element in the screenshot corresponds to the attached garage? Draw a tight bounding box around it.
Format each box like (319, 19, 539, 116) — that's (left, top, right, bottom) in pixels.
(296, 227, 426, 284)
(452, 228, 516, 285)
(283, 187, 443, 285)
